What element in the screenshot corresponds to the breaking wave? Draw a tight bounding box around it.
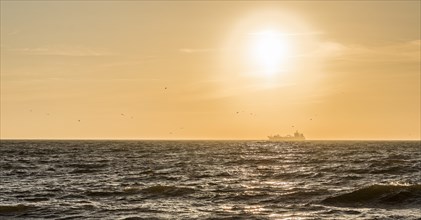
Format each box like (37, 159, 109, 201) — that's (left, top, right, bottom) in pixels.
(323, 184, 421, 207)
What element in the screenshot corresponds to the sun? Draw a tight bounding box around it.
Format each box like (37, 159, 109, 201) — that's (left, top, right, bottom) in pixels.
(250, 30, 290, 76)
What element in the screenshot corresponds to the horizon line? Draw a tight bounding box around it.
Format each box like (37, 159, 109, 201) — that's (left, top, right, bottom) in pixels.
(1, 138, 420, 142)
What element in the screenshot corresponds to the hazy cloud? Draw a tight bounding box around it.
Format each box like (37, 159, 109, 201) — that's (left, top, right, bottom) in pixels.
(98, 56, 158, 68)
(7, 30, 21, 36)
(179, 48, 220, 53)
(340, 39, 421, 62)
(247, 31, 324, 36)
(11, 46, 116, 57)
(296, 39, 421, 62)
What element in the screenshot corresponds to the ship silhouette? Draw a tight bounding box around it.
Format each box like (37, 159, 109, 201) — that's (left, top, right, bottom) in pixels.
(268, 130, 306, 141)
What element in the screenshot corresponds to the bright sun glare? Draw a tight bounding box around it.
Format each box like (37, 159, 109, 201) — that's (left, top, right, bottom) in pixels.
(250, 30, 290, 76)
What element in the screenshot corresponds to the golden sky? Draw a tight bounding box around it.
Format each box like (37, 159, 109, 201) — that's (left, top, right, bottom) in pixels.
(1, 1, 420, 140)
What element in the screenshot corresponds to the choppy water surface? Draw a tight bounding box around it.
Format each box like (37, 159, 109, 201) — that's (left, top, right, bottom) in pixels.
(0, 140, 420, 219)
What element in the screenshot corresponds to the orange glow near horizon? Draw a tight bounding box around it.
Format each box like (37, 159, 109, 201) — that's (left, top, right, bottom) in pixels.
(1, 1, 420, 140)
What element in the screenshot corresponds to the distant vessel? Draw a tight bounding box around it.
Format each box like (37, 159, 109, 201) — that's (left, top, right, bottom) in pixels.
(268, 130, 306, 141)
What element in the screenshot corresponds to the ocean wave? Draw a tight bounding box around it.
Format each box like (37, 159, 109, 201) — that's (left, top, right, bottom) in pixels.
(120, 217, 160, 220)
(65, 163, 108, 169)
(141, 185, 195, 197)
(70, 168, 101, 174)
(24, 197, 49, 202)
(85, 185, 195, 198)
(85, 190, 126, 197)
(323, 184, 421, 207)
(0, 204, 31, 214)
(369, 166, 404, 174)
(85, 187, 144, 197)
(120, 217, 146, 220)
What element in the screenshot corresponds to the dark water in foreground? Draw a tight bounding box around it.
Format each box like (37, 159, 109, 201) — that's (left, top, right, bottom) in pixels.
(0, 140, 420, 219)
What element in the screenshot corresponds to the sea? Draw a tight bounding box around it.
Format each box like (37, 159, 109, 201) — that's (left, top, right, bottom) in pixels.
(0, 140, 420, 219)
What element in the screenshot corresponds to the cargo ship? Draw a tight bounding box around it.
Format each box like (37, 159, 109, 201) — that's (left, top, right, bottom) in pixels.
(268, 130, 305, 141)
